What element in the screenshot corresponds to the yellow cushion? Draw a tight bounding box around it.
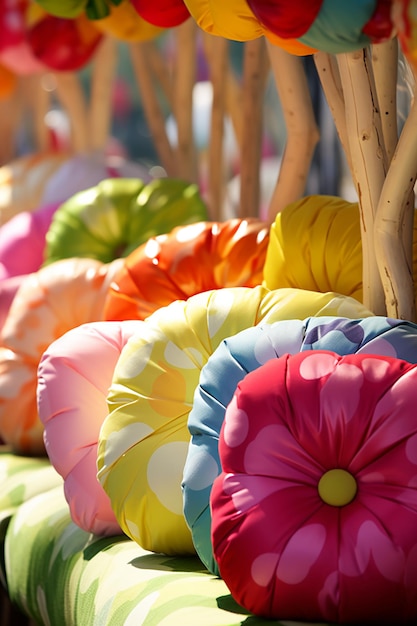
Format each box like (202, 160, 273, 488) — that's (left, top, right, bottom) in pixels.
(263, 195, 364, 301)
(184, 0, 264, 40)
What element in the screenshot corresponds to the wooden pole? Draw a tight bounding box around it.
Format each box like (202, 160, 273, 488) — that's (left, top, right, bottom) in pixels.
(129, 41, 177, 176)
(374, 80, 417, 321)
(239, 37, 269, 219)
(173, 19, 198, 183)
(203, 32, 228, 219)
(266, 42, 319, 223)
(89, 36, 118, 153)
(54, 71, 90, 153)
(314, 51, 351, 171)
(337, 48, 388, 315)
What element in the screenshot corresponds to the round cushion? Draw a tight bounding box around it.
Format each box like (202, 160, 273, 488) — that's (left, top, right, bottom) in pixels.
(0, 2, 47, 75)
(262, 195, 417, 308)
(103, 218, 269, 321)
(40, 152, 152, 209)
(97, 285, 372, 556)
(44, 177, 208, 265)
(26, 11, 102, 72)
(0, 202, 59, 281)
(0, 152, 70, 224)
(38, 319, 143, 535)
(130, 0, 190, 27)
(183, 0, 264, 40)
(0, 257, 122, 455)
(183, 315, 417, 573)
(211, 350, 417, 622)
(182, 0, 315, 52)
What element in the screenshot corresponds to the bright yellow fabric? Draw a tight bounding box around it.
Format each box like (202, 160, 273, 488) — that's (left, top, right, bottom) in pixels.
(263, 196, 364, 301)
(97, 285, 372, 556)
(184, 0, 264, 40)
(263, 195, 417, 309)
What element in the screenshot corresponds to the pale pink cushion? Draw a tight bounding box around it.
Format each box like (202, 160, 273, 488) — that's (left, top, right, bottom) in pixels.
(38, 320, 143, 535)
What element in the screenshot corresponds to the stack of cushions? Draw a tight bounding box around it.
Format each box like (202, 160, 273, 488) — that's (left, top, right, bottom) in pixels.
(96, 286, 372, 556)
(183, 316, 417, 574)
(3, 190, 417, 623)
(0, 175, 209, 454)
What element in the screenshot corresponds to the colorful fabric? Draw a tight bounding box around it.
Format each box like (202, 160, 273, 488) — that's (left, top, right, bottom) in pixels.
(44, 178, 208, 266)
(38, 320, 144, 536)
(3, 482, 330, 626)
(97, 286, 372, 557)
(0, 203, 58, 281)
(247, 0, 393, 53)
(183, 315, 417, 574)
(130, 0, 190, 27)
(103, 219, 269, 321)
(0, 257, 122, 454)
(263, 195, 417, 308)
(0, 152, 69, 224)
(0, 448, 62, 589)
(211, 351, 417, 622)
(184, 0, 265, 40)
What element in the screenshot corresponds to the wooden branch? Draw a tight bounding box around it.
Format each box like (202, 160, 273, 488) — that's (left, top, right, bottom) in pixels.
(314, 51, 351, 170)
(146, 40, 175, 109)
(371, 39, 399, 164)
(129, 41, 177, 176)
(224, 63, 244, 150)
(374, 90, 417, 321)
(266, 42, 319, 223)
(239, 37, 269, 219)
(89, 36, 118, 153)
(337, 48, 388, 315)
(202, 32, 228, 220)
(54, 72, 90, 153)
(173, 19, 198, 183)
(30, 74, 51, 153)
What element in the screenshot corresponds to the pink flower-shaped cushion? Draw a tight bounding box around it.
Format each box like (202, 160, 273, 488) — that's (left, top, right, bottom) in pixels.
(211, 351, 417, 623)
(37, 319, 143, 535)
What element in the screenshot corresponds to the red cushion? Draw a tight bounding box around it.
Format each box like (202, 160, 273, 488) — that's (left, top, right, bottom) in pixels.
(130, 0, 190, 27)
(211, 351, 417, 623)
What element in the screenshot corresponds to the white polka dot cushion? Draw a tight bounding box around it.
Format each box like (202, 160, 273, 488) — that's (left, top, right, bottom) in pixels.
(97, 286, 372, 556)
(211, 351, 417, 623)
(183, 316, 417, 574)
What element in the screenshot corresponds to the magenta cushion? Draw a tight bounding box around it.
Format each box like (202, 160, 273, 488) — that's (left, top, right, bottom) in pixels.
(211, 350, 417, 623)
